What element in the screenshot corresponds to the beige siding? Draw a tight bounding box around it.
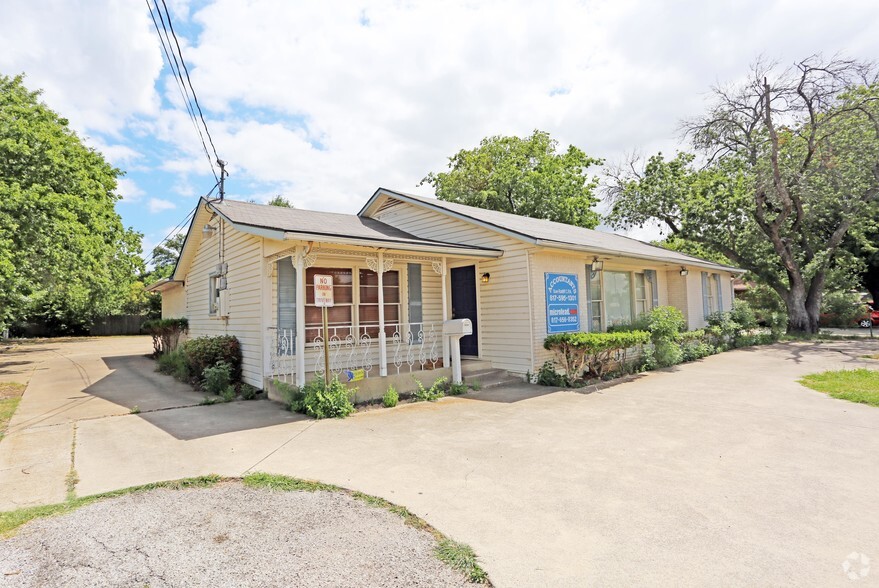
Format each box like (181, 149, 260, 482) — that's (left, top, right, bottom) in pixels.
(161, 286, 187, 319)
(376, 205, 533, 374)
(183, 220, 264, 388)
(666, 270, 689, 324)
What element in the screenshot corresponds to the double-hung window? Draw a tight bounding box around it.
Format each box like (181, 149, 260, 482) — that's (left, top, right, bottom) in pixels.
(358, 269, 400, 338)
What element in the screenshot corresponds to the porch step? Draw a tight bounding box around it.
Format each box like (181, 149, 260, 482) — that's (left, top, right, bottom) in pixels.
(461, 360, 494, 376)
(463, 368, 522, 390)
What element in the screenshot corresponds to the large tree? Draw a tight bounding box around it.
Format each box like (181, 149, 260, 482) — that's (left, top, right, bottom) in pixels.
(0, 74, 144, 333)
(606, 57, 879, 333)
(422, 129, 603, 228)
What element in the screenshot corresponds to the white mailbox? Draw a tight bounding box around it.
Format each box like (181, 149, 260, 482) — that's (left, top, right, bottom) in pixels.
(442, 318, 473, 336)
(443, 319, 473, 385)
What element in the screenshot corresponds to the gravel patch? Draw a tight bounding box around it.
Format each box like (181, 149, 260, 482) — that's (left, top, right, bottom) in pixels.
(0, 482, 475, 587)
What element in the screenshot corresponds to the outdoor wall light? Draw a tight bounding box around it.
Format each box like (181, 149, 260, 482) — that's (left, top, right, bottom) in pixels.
(203, 224, 217, 237)
(481, 272, 491, 284)
(591, 257, 604, 272)
(680, 267, 689, 276)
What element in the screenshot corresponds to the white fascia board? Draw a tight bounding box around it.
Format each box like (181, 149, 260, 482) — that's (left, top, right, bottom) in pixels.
(282, 231, 503, 258)
(535, 240, 745, 274)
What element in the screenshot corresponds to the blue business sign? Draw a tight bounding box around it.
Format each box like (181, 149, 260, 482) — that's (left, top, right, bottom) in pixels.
(545, 273, 580, 333)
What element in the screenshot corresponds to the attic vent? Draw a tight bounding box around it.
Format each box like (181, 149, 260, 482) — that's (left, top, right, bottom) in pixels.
(375, 198, 403, 215)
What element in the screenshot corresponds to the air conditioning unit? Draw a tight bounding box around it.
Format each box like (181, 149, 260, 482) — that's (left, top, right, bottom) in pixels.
(217, 289, 230, 318)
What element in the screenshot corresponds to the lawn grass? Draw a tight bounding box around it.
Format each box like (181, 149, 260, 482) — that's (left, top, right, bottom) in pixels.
(243, 472, 490, 584)
(0, 382, 26, 441)
(798, 368, 879, 407)
(0, 475, 222, 537)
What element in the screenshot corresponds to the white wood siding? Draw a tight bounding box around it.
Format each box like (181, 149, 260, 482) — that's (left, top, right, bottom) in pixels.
(183, 220, 264, 388)
(376, 205, 533, 374)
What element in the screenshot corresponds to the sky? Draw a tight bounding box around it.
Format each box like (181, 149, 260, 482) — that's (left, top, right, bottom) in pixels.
(2, 0, 878, 260)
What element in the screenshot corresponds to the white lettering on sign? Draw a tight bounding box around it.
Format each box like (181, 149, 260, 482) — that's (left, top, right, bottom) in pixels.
(313, 274, 334, 307)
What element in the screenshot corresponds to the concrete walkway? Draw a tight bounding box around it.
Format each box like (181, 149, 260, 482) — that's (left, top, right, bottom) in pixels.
(2, 337, 879, 587)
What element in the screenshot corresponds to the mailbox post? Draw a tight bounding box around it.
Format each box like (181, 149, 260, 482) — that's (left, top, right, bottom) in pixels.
(442, 318, 472, 385)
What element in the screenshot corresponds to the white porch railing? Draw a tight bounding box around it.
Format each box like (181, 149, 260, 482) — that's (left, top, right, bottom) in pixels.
(267, 327, 296, 384)
(267, 321, 442, 383)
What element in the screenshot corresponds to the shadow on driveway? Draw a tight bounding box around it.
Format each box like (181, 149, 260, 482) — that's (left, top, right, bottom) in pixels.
(83, 354, 304, 441)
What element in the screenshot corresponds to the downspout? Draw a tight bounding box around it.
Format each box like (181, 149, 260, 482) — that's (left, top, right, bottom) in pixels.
(377, 250, 388, 377)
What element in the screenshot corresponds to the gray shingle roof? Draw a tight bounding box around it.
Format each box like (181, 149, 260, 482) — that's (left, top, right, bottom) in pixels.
(211, 198, 499, 253)
(369, 189, 742, 272)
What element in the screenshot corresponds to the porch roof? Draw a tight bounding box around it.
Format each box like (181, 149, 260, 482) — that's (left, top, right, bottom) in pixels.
(208, 198, 502, 257)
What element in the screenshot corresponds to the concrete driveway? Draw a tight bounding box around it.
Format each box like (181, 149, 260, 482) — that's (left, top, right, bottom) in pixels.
(2, 337, 879, 587)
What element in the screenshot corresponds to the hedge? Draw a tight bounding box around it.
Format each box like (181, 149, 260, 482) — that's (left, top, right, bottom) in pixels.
(543, 331, 650, 380)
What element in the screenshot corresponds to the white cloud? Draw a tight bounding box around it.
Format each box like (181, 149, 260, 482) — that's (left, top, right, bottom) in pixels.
(0, 0, 163, 135)
(116, 177, 146, 202)
(3, 0, 879, 235)
(148, 198, 177, 213)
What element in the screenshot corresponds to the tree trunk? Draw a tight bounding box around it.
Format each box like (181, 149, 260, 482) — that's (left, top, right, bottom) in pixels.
(784, 289, 820, 334)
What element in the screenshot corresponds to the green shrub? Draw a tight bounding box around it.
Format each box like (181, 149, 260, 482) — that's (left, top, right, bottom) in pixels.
(606, 315, 651, 333)
(536, 360, 567, 386)
(156, 349, 189, 382)
(303, 376, 355, 419)
(202, 361, 234, 397)
(729, 301, 758, 331)
(220, 387, 236, 402)
(181, 335, 242, 383)
(413, 377, 447, 402)
(274, 379, 306, 413)
(239, 383, 259, 400)
(645, 306, 686, 342)
(543, 330, 651, 380)
(820, 291, 868, 327)
(382, 386, 399, 407)
(142, 318, 189, 356)
(448, 382, 468, 395)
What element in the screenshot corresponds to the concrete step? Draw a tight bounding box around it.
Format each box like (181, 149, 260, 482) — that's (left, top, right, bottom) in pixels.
(463, 368, 522, 389)
(461, 360, 493, 375)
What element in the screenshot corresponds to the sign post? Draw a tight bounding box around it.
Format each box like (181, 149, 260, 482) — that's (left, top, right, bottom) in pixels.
(313, 274, 334, 380)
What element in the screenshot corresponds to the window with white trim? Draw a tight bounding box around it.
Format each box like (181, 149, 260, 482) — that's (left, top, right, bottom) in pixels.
(634, 272, 649, 317)
(589, 268, 603, 332)
(605, 270, 633, 326)
(208, 273, 220, 316)
(358, 268, 400, 338)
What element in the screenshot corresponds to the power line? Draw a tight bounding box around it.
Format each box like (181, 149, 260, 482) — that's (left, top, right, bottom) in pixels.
(158, 0, 221, 165)
(145, 0, 218, 182)
(143, 180, 221, 266)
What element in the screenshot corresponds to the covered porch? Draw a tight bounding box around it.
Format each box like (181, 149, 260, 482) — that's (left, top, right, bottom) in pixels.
(262, 239, 500, 393)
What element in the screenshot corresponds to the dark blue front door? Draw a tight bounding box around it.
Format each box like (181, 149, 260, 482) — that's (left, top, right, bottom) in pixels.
(451, 265, 478, 356)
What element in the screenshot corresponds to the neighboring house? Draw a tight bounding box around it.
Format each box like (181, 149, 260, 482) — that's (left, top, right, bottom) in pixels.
(149, 188, 741, 396)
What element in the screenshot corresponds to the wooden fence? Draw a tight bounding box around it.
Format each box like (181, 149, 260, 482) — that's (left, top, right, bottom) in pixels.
(89, 315, 147, 336)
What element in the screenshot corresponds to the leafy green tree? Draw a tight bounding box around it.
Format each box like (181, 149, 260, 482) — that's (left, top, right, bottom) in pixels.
(606, 57, 879, 333)
(0, 74, 144, 333)
(147, 233, 186, 281)
(267, 195, 294, 207)
(422, 130, 603, 228)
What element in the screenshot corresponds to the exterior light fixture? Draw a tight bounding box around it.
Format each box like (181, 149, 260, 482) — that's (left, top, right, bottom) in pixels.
(591, 257, 604, 272)
(680, 267, 689, 276)
(203, 224, 217, 237)
(481, 272, 491, 284)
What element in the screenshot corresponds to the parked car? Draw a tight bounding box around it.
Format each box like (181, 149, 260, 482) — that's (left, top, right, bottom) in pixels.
(857, 302, 879, 328)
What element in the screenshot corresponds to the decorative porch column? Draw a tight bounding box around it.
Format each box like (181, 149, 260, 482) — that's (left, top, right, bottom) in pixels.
(377, 251, 388, 376)
(440, 256, 450, 368)
(295, 246, 307, 386)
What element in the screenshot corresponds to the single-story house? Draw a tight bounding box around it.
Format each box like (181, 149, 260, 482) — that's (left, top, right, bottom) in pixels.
(149, 188, 742, 398)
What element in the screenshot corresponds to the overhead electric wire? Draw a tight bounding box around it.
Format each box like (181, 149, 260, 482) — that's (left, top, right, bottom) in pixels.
(142, 181, 221, 266)
(158, 0, 221, 165)
(145, 0, 218, 182)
